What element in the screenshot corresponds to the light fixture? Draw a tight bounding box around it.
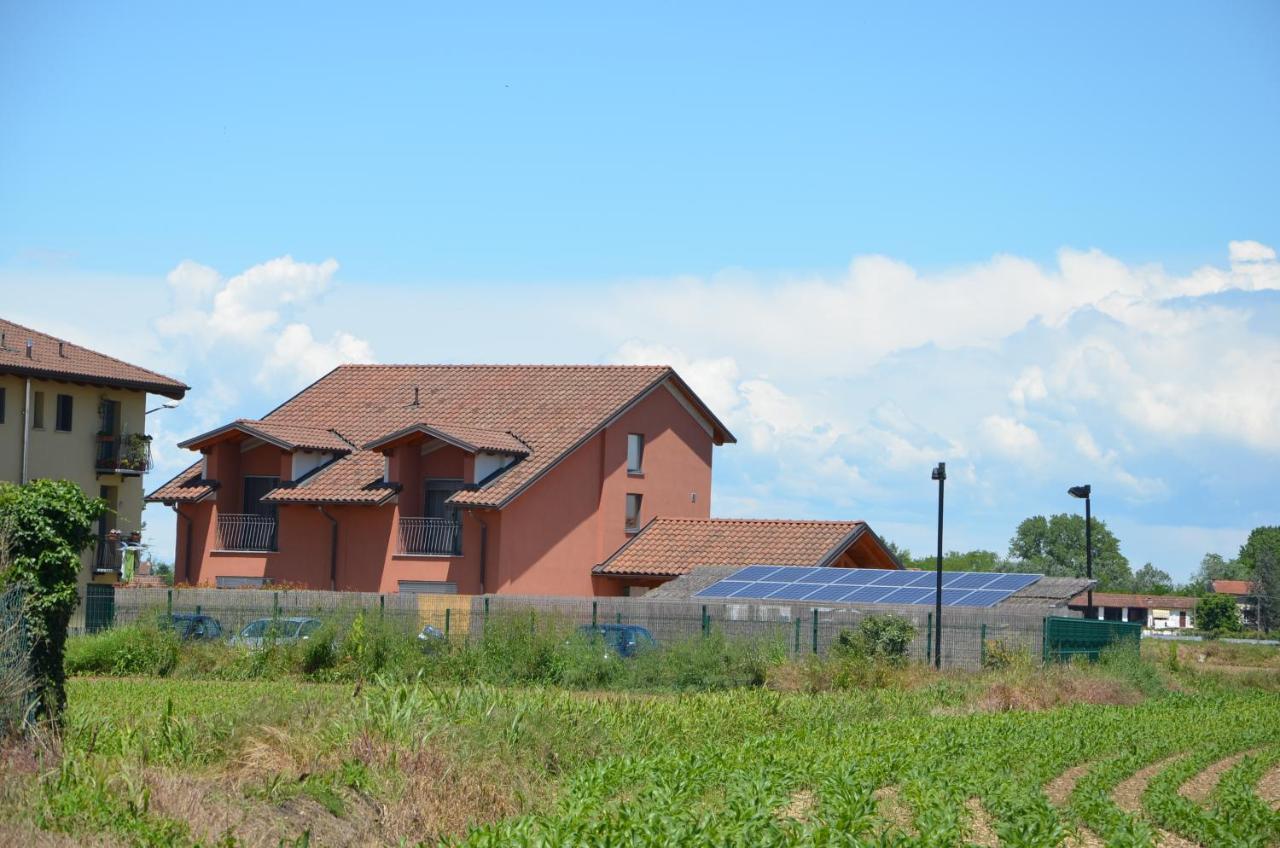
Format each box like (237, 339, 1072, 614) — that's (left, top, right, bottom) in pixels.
(145, 400, 181, 415)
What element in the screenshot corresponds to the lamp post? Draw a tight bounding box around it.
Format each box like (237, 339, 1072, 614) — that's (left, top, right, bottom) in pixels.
(1068, 484, 1093, 610)
(145, 400, 181, 415)
(932, 462, 945, 669)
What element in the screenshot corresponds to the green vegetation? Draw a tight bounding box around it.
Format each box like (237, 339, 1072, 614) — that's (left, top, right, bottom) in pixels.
(0, 647, 1277, 847)
(1197, 592, 1243, 635)
(0, 478, 105, 721)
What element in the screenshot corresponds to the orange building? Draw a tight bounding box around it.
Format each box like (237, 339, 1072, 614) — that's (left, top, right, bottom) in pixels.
(149, 365, 736, 596)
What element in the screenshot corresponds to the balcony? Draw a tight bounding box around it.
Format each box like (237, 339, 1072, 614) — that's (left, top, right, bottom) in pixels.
(96, 433, 154, 476)
(215, 514, 278, 552)
(398, 517, 462, 556)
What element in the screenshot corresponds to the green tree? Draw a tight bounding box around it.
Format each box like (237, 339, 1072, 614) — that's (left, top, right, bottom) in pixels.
(1131, 563, 1174, 595)
(1238, 526, 1280, 576)
(1197, 591, 1242, 635)
(1253, 546, 1280, 633)
(0, 479, 105, 722)
(1007, 513, 1132, 590)
(1186, 552, 1248, 594)
(908, 549, 1011, 572)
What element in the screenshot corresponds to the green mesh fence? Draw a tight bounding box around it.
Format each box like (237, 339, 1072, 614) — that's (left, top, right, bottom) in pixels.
(1042, 615, 1140, 663)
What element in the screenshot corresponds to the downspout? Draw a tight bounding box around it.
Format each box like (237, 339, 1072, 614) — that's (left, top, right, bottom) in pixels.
(171, 504, 193, 585)
(473, 510, 489, 595)
(317, 506, 338, 591)
(20, 377, 31, 483)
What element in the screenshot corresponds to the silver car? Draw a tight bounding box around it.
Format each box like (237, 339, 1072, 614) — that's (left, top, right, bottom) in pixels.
(232, 616, 323, 648)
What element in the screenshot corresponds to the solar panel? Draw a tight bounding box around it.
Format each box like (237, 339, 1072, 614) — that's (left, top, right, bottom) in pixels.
(696, 580, 752, 598)
(731, 565, 786, 582)
(692, 565, 1045, 608)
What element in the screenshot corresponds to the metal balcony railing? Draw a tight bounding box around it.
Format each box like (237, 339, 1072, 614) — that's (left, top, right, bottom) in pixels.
(95, 433, 154, 474)
(398, 517, 462, 556)
(216, 514, 278, 552)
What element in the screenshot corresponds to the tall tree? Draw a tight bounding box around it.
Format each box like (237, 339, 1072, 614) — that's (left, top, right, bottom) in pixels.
(1007, 513, 1133, 590)
(1131, 563, 1174, 595)
(1186, 552, 1248, 594)
(1254, 545, 1280, 633)
(1238, 527, 1280, 578)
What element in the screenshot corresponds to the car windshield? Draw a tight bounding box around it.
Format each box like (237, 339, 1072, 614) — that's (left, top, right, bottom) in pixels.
(240, 620, 281, 638)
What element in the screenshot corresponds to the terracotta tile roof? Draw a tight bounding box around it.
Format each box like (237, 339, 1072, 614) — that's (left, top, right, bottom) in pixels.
(154, 364, 731, 508)
(178, 419, 352, 453)
(0, 316, 187, 399)
(147, 461, 216, 503)
(363, 421, 529, 456)
(1069, 591, 1198, 609)
(594, 517, 867, 577)
(1212, 580, 1256, 596)
(261, 451, 398, 505)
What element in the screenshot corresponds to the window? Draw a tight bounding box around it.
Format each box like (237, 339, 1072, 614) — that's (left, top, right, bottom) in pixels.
(31, 391, 45, 429)
(424, 478, 464, 521)
(55, 394, 73, 431)
(625, 493, 642, 532)
(626, 433, 644, 474)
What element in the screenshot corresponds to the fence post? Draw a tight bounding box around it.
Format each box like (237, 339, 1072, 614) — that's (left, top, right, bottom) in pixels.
(272, 592, 280, 619)
(592, 600, 598, 627)
(980, 623, 987, 668)
(166, 589, 173, 617)
(379, 594, 385, 620)
(701, 605, 709, 638)
(811, 608, 819, 654)
(444, 607, 451, 638)
(1041, 617, 1050, 664)
(926, 612, 933, 665)
(484, 596, 490, 634)
(196, 604, 201, 616)
(793, 616, 801, 654)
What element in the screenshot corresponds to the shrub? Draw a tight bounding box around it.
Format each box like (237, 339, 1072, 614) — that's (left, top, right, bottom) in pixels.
(1197, 592, 1242, 635)
(981, 639, 1029, 671)
(64, 624, 179, 677)
(835, 614, 917, 666)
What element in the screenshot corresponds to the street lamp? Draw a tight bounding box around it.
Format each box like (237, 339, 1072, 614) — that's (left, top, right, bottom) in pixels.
(145, 400, 180, 415)
(931, 462, 946, 669)
(1068, 484, 1093, 610)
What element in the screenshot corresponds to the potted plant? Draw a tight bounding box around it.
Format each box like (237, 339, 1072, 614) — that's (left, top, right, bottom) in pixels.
(127, 530, 142, 543)
(106, 529, 122, 542)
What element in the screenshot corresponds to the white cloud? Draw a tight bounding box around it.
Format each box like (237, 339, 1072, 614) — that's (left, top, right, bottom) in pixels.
(1229, 240, 1277, 264)
(979, 415, 1043, 462)
(154, 255, 372, 391)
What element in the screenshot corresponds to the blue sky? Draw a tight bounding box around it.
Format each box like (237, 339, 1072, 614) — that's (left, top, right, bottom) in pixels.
(2, 2, 1278, 580)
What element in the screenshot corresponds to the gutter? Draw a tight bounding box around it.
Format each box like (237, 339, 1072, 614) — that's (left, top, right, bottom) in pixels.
(317, 506, 339, 590)
(473, 510, 490, 594)
(20, 377, 30, 483)
(172, 504, 193, 585)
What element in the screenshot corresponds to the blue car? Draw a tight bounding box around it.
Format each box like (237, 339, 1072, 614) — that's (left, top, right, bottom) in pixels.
(576, 624, 657, 658)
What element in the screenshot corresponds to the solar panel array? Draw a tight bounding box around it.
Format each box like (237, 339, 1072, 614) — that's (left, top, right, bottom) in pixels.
(693, 566, 1040, 608)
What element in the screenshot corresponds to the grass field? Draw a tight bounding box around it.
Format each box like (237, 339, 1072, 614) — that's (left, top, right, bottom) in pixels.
(2, 645, 1280, 848)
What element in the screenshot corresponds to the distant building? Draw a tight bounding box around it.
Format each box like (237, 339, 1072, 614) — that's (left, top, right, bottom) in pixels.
(1067, 591, 1197, 629)
(0, 317, 187, 620)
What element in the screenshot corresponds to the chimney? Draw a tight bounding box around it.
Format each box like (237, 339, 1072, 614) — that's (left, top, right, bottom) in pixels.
(58, 341, 65, 357)
(0, 331, 5, 349)
(413, 386, 420, 406)
(25, 339, 33, 359)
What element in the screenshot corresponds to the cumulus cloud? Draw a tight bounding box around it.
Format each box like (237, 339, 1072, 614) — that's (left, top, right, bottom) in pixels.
(154, 255, 373, 391)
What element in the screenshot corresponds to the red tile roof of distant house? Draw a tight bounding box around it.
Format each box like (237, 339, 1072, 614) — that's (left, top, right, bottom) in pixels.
(593, 517, 892, 577)
(178, 419, 353, 453)
(147, 466, 217, 503)
(1212, 580, 1255, 596)
(150, 364, 733, 507)
(0, 316, 187, 399)
(1068, 591, 1198, 609)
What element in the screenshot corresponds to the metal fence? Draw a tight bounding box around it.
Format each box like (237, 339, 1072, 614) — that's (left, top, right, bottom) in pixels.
(101, 586, 1081, 670)
(0, 584, 33, 733)
(397, 517, 462, 555)
(214, 514, 278, 552)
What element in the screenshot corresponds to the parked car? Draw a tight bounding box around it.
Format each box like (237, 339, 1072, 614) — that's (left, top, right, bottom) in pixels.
(231, 617, 323, 648)
(167, 613, 223, 641)
(575, 624, 657, 658)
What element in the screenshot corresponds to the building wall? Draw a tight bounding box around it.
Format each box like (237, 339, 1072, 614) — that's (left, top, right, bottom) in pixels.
(495, 384, 714, 596)
(0, 374, 151, 628)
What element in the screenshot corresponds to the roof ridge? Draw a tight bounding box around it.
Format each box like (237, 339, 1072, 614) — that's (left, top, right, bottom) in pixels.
(330, 363, 671, 370)
(655, 516, 864, 525)
(0, 316, 188, 389)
